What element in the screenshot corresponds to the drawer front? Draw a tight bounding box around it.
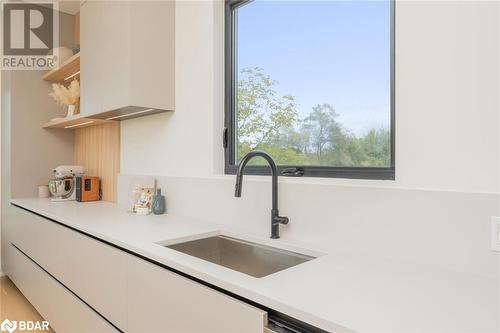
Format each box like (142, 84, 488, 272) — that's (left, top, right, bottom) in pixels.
(8, 244, 119, 333)
(10, 206, 128, 331)
(127, 255, 268, 333)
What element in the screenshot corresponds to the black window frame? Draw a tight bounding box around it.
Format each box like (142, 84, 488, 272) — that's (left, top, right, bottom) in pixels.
(224, 0, 395, 180)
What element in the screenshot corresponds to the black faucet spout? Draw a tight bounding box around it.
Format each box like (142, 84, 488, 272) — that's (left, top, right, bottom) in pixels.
(234, 150, 289, 239)
(234, 177, 242, 197)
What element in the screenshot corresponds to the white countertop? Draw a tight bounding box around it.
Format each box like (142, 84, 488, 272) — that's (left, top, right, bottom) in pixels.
(10, 198, 498, 333)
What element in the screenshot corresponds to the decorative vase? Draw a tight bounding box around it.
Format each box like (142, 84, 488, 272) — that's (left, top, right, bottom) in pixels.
(66, 104, 76, 117)
(152, 189, 166, 215)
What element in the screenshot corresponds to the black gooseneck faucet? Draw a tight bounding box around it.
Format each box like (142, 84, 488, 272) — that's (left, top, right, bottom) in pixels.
(234, 150, 289, 239)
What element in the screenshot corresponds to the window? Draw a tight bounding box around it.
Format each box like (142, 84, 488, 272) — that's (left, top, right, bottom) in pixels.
(224, 0, 395, 179)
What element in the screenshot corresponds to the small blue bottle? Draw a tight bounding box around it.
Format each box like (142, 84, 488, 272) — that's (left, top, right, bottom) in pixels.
(152, 188, 166, 215)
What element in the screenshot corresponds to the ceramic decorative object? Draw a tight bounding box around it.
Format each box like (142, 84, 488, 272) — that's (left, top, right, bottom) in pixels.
(72, 44, 80, 54)
(49, 80, 80, 118)
(152, 189, 166, 215)
(67, 104, 76, 117)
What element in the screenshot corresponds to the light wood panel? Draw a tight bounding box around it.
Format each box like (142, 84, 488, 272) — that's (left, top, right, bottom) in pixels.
(42, 114, 109, 129)
(42, 53, 80, 83)
(74, 122, 120, 202)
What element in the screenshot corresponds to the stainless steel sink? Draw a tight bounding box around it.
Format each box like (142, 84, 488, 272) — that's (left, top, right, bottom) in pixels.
(165, 235, 315, 278)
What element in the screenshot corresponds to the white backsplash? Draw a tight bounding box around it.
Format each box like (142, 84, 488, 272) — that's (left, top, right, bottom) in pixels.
(118, 173, 499, 280)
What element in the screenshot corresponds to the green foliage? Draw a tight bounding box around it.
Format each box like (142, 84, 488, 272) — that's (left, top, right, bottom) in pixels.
(237, 67, 298, 148)
(236, 67, 391, 168)
(300, 104, 343, 163)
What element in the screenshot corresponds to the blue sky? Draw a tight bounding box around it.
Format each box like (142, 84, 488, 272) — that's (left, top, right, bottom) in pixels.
(237, 0, 391, 136)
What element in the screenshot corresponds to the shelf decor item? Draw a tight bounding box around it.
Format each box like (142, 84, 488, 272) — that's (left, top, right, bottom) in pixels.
(152, 188, 166, 215)
(132, 187, 154, 215)
(49, 79, 80, 117)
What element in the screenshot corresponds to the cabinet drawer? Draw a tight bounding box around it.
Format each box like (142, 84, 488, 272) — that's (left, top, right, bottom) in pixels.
(127, 255, 268, 333)
(8, 244, 119, 333)
(10, 206, 128, 331)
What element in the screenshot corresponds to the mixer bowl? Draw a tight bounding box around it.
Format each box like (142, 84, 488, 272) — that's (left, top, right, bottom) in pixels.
(48, 179, 74, 199)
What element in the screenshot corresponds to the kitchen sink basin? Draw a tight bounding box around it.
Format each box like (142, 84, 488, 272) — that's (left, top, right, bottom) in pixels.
(164, 235, 315, 278)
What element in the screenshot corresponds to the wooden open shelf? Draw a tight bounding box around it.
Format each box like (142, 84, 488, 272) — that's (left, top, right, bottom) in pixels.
(42, 114, 110, 129)
(42, 53, 80, 83)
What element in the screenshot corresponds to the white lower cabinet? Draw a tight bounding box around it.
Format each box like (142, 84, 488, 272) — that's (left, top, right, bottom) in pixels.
(127, 256, 267, 333)
(8, 244, 119, 333)
(7, 206, 271, 333)
(9, 207, 128, 331)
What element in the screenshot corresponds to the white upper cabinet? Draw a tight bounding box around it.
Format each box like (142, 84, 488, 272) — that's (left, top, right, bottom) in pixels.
(80, 1, 175, 118)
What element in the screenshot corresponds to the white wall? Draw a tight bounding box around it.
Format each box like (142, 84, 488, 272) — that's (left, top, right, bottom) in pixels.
(1, 10, 76, 275)
(120, 0, 500, 280)
(396, 1, 499, 193)
(122, 0, 220, 177)
(119, 173, 499, 279)
(118, 0, 250, 178)
(122, 0, 500, 193)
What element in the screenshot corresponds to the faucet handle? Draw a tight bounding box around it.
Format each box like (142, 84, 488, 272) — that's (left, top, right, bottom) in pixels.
(274, 215, 289, 225)
(281, 167, 304, 177)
